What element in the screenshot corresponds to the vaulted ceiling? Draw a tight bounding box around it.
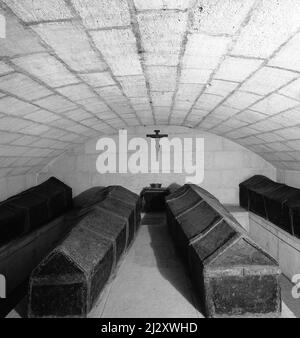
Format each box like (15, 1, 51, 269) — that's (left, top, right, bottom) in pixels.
(0, 0, 300, 177)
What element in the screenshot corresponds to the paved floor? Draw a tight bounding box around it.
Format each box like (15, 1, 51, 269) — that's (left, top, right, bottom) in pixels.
(7, 213, 299, 318)
(89, 213, 297, 318)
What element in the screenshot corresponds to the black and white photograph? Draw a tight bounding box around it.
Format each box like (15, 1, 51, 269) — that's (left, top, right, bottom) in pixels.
(0, 0, 299, 325)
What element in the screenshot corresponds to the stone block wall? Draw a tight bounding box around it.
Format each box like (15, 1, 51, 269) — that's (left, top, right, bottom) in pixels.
(37, 127, 276, 205)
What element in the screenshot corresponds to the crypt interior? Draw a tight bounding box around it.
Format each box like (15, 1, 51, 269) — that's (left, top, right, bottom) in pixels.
(0, 0, 300, 318)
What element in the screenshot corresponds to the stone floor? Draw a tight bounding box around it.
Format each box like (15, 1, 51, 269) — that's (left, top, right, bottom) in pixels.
(89, 213, 297, 318)
(7, 212, 299, 318)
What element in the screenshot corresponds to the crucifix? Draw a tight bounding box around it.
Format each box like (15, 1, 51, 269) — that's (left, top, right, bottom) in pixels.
(146, 130, 168, 159)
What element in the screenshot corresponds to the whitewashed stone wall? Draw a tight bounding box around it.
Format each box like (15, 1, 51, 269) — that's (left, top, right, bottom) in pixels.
(38, 127, 276, 204)
(0, 174, 37, 201)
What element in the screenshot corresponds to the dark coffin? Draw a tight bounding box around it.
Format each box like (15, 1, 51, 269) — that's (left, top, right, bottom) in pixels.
(6, 192, 49, 233)
(140, 187, 170, 212)
(248, 180, 284, 218)
(286, 200, 300, 238)
(166, 184, 281, 318)
(262, 185, 300, 234)
(32, 177, 73, 217)
(108, 186, 141, 231)
(79, 208, 128, 262)
(1, 177, 73, 240)
(73, 187, 109, 210)
(239, 175, 269, 209)
(239, 175, 300, 238)
(0, 204, 25, 245)
(29, 226, 114, 318)
(97, 196, 136, 245)
(28, 185, 140, 318)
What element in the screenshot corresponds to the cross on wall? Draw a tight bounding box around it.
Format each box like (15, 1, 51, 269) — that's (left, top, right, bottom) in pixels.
(146, 130, 169, 159)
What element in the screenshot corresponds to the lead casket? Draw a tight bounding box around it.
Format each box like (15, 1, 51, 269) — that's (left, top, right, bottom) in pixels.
(28, 185, 140, 318)
(166, 184, 281, 318)
(239, 175, 300, 238)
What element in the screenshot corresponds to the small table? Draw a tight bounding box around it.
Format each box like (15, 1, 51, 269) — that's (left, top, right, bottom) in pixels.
(140, 187, 170, 212)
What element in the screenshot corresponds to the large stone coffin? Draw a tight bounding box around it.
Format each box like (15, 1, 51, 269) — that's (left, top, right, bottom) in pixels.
(166, 184, 281, 318)
(0, 177, 72, 246)
(240, 175, 300, 237)
(28, 186, 140, 318)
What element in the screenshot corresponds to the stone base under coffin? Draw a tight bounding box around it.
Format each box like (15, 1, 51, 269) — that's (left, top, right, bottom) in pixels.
(166, 184, 281, 318)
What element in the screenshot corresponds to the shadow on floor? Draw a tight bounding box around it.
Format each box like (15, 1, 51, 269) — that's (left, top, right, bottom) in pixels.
(145, 212, 205, 316)
(0, 280, 28, 318)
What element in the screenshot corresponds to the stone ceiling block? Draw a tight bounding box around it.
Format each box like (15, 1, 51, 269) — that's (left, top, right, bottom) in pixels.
(11, 135, 39, 146)
(0, 131, 21, 144)
(147, 66, 177, 92)
(286, 140, 300, 151)
(109, 103, 133, 115)
(269, 110, 300, 127)
(30, 139, 57, 148)
(81, 117, 102, 127)
(0, 145, 30, 157)
(276, 127, 300, 140)
(251, 94, 300, 115)
(64, 109, 93, 121)
(57, 83, 96, 101)
(0, 96, 39, 116)
(0, 61, 13, 75)
(176, 83, 203, 101)
(0, 10, 45, 57)
(232, 0, 300, 58)
(189, 109, 210, 120)
(215, 56, 263, 82)
(13, 53, 80, 88)
(43, 128, 66, 139)
(117, 75, 148, 97)
(0, 117, 32, 132)
(205, 80, 238, 97)
(224, 91, 261, 109)
(257, 132, 284, 142)
(279, 78, 300, 100)
(251, 120, 282, 132)
(66, 125, 90, 135)
(195, 93, 223, 111)
(48, 118, 77, 129)
(151, 92, 173, 107)
(25, 110, 59, 123)
(183, 34, 230, 70)
(137, 11, 187, 66)
(180, 68, 211, 84)
(97, 86, 125, 102)
(79, 72, 115, 88)
(91, 29, 143, 76)
(33, 22, 107, 72)
(0, 73, 52, 100)
(213, 105, 240, 119)
(154, 107, 170, 116)
(71, 0, 130, 29)
(76, 97, 110, 114)
(236, 110, 266, 123)
(269, 33, 300, 72)
(20, 123, 50, 135)
(3, 0, 74, 23)
(134, 0, 194, 11)
(34, 94, 78, 113)
(174, 83, 204, 110)
(240, 67, 298, 95)
(190, 0, 255, 35)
